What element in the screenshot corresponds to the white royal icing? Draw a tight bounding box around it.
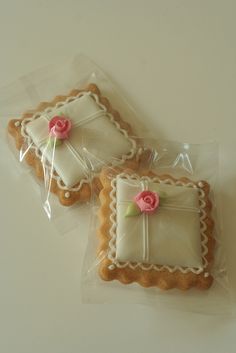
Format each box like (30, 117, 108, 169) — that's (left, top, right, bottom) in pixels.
(20, 92, 136, 191)
(108, 173, 209, 274)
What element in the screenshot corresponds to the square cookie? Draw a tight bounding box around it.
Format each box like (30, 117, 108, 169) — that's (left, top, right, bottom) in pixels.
(98, 168, 215, 290)
(8, 84, 137, 205)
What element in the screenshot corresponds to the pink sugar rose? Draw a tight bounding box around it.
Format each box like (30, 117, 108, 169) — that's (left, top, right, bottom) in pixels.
(49, 116, 72, 140)
(134, 190, 159, 214)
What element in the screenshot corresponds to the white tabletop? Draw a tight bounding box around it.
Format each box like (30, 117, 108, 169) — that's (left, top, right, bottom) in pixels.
(1, 1, 236, 352)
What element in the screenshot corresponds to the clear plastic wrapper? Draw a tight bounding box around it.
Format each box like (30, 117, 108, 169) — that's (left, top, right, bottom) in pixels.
(82, 140, 232, 315)
(0, 54, 148, 225)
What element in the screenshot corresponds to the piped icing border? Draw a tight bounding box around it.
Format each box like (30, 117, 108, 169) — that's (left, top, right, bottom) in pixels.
(20, 91, 137, 192)
(107, 173, 209, 274)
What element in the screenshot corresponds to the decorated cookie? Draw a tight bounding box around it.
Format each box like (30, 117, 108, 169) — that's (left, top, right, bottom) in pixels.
(98, 168, 215, 290)
(8, 84, 138, 206)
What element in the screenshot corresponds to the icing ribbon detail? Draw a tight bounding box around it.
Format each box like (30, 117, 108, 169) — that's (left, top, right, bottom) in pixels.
(124, 180, 200, 264)
(125, 181, 156, 263)
(141, 181, 150, 263)
(38, 112, 99, 171)
(38, 109, 107, 170)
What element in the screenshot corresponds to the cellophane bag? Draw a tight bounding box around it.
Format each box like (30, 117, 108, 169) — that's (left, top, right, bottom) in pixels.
(81, 139, 232, 315)
(0, 54, 149, 231)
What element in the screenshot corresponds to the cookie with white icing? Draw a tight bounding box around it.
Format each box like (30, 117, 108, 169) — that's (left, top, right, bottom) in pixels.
(8, 84, 138, 205)
(98, 167, 215, 290)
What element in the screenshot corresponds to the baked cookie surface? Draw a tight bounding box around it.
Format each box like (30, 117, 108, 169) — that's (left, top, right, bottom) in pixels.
(98, 168, 215, 290)
(8, 84, 137, 206)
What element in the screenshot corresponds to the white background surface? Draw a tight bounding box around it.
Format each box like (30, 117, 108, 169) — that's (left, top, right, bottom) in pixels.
(1, 1, 236, 352)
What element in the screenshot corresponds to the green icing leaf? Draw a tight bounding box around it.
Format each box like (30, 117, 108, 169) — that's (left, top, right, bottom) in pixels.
(159, 191, 167, 198)
(48, 137, 63, 148)
(125, 202, 141, 217)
